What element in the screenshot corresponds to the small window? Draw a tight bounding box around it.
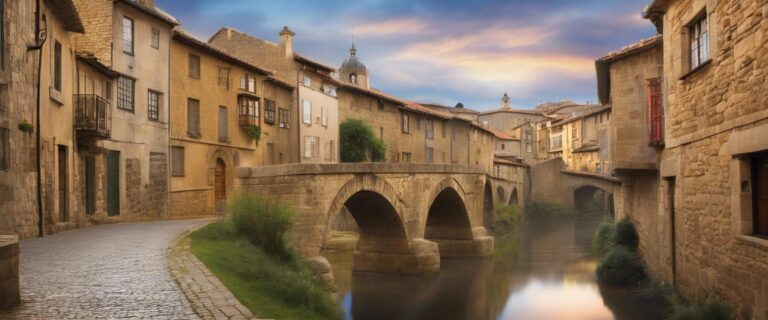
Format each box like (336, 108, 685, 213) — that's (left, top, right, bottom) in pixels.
(303, 75, 311, 87)
(171, 146, 185, 177)
(325, 140, 335, 161)
(426, 147, 434, 164)
(648, 79, 664, 145)
(122, 16, 134, 54)
(321, 106, 328, 127)
(264, 99, 276, 124)
(350, 73, 357, 84)
(302, 100, 312, 125)
(0, 128, 8, 170)
(401, 152, 412, 163)
(147, 90, 161, 121)
(426, 120, 434, 140)
(240, 75, 247, 90)
(248, 76, 256, 92)
(689, 13, 709, 70)
(53, 40, 62, 91)
(151, 28, 160, 49)
(304, 136, 319, 158)
(104, 80, 112, 100)
(501, 144, 505, 150)
(402, 113, 409, 133)
(187, 98, 200, 137)
(279, 108, 290, 128)
(238, 97, 259, 127)
(218, 106, 228, 142)
(188, 53, 200, 78)
(218, 67, 230, 89)
(117, 77, 135, 111)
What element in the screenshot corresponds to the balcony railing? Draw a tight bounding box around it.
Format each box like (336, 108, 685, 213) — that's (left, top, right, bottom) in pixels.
(75, 94, 111, 139)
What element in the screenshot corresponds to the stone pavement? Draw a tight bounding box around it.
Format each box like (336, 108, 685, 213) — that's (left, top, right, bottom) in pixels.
(167, 224, 260, 320)
(0, 219, 211, 319)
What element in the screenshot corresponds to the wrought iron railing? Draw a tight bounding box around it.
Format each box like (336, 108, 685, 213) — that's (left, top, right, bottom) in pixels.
(75, 94, 111, 139)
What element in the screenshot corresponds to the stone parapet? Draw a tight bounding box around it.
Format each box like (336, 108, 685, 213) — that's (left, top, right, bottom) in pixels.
(239, 163, 486, 178)
(0, 235, 19, 310)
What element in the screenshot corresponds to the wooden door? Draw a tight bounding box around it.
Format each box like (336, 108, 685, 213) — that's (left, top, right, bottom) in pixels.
(214, 159, 226, 215)
(107, 151, 120, 216)
(85, 157, 96, 215)
(754, 156, 768, 235)
(58, 146, 68, 222)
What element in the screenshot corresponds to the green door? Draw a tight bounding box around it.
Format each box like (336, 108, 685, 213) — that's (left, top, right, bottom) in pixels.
(107, 151, 120, 216)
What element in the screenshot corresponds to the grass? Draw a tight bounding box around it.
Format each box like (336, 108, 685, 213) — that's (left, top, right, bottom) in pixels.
(190, 222, 342, 320)
(491, 203, 521, 235)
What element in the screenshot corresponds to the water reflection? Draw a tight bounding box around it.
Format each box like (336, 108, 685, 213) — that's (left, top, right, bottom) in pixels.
(323, 215, 668, 320)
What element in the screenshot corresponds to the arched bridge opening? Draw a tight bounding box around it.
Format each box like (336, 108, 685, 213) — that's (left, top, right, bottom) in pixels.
(573, 185, 614, 216)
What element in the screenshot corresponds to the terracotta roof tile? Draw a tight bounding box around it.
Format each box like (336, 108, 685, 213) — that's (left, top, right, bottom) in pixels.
(599, 35, 662, 62)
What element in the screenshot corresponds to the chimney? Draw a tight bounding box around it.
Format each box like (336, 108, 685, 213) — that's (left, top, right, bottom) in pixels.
(279, 26, 295, 58)
(137, 0, 155, 8)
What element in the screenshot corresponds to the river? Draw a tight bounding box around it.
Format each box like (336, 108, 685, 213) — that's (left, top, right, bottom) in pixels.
(322, 215, 669, 320)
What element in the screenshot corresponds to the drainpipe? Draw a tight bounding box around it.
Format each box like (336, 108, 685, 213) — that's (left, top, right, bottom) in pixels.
(28, 0, 47, 237)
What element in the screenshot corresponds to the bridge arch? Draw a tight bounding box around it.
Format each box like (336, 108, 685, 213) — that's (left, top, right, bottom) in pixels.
(573, 184, 615, 216)
(483, 179, 494, 228)
(424, 178, 474, 241)
(509, 187, 519, 206)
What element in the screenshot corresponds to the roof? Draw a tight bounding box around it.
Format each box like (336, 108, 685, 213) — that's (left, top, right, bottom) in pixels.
(173, 29, 272, 76)
(572, 145, 600, 153)
(489, 129, 517, 140)
(557, 105, 612, 126)
(76, 54, 119, 78)
(295, 54, 336, 73)
(598, 35, 662, 63)
(479, 108, 544, 116)
(266, 75, 296, 89)
(115, 0, 179, 26)
(340, 44, 367, 73)
(420, 103, 481, 114)
(49, 0, 85, 33)
(338, 83, 407, 105)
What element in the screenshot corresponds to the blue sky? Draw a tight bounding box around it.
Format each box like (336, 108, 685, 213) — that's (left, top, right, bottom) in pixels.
(156, 0, 657, 111)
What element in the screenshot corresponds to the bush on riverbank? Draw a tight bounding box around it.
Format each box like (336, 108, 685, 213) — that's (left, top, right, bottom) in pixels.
(190, 222, 342, 320)
(614, 218, 639, 251)
(491, 203, 521, 235)
(592, 221, 616, 256)
(596, 247, 646, 286)
(525, 201, 574, 219)
(229, 194, 294, 260)
(668, 297, 734, 320)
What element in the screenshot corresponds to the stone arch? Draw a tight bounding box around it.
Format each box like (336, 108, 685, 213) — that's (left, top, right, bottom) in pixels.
(573, 184, 614, 215)
(208, 149, 234, 214)
(496, 186, 505, 204)
(509, 187, 519, 206)
(483, 179, 494, 229)
(324, 175, 409, 252)
(423, 177, 474, 240)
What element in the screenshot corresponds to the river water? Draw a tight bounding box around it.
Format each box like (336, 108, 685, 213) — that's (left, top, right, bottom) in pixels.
(322, 215, 669, 320)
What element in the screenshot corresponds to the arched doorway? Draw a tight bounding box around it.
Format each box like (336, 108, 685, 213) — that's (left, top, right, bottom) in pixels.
(214, 158, 226, 216)
(574, 185, 613, 215)
(509, 188, 519, 206)
(425, 187, 474, 241)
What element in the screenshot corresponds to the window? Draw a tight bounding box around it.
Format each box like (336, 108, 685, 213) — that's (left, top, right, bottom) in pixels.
(689, 13, 709, 70)
(187, 98, 200, 137)
(551, 135, 563, 149)
(753, 154, 768, 236)
(501, 144, 505, 150)
(648, 78, 664, 145)
(248, 76, 255, 92)
(321, 106, 328, 127)
(218, 106, 228, 142)
(104, 80, 112, 100)
(147, 90, 161, 121)
(302, 75, 311, 87)
(238, 97, 259, 127)
(188, 53, 200, 78)
(171, 146, 185, 177)
(596, 162, 603, 174)
(350, 73, 357, 84)
(426, 147, 434, 164)
(279, 108, 290, 128)
(304, 136, 319, 158)
(151, 28, 160, 49)
(402, 113, 409, 133)
(571, 124, 577, 139)
(53, 41, 62, 91)
(401, 152, 412, 163)
(325, 140, 335, 161)
(426, 120, 434, 140)
(323, 85, 336, 97)
(117, 77, 135, 111)
(302, 100, 312, 124)
(264, 99, 276, 124)
(218, 67, 229, 89)
(122, 17, 134, 54)
(0, 128, 8, 170)
(240, 75, 247, 90)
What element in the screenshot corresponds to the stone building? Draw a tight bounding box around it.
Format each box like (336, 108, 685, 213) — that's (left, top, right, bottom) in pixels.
(477, 95, 546, 165)
(558, 106, 613, 174)
(209, 27, 339, 164)
(169, 30, 296, 217)
(0, 0, 85, 238)
(73, 0, 177, 220)
(638, 0, 768, 316)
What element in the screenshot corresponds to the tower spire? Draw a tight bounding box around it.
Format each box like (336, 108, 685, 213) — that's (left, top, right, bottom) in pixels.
(350, 43, 357, 56)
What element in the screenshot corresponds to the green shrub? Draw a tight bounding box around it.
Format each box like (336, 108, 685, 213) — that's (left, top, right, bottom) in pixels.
(592, 221, 616, 256)
(340, 119, 387, 162)
(596, 247, 646, 287)
(615, 218, 639, 250)
(229, 194, 294, 260)
(525, 201, 573, 218)
(491, 203, 521, 235)
(243, 125, 263, 144)
(668, 298, 734, 320)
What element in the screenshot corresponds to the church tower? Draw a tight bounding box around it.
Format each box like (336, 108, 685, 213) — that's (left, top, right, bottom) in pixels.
(339, 43, 369, 88)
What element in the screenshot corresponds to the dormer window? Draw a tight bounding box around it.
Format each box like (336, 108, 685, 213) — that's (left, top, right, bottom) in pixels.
(350, 73, 357, 84)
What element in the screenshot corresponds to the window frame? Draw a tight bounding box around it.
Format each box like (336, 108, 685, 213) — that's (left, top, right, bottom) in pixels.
(426, 120, 434, 140)
(218, 67, 230, 89)
(151, 28, 160, 49)
(171, 146, 185, 177)
(321, 106, 328, 127)
(402, 112, 410, 133)
(122, 16, 134, 55)
(238, 96, 259, 127)
(304, 136, 320, 159)
(426, 147, 434, 164)
(53, 40, 62, 92)
(187, 98, 201, 137)
(116, 76, 135, 112)
(752, 153, 768, 237)
(264, 99, 276, 124)
(188, 53, 201, 79)
(688, 12, 710, 71)
(218, 106, 229, 143)
(147, 90, 161, 122)
(302, 100, 312, 125)
(278, 108, 290, 129)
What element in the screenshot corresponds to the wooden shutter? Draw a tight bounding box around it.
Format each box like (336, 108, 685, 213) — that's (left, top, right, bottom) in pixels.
(218, 106, 228, 142)
(187, 99, 200, 137)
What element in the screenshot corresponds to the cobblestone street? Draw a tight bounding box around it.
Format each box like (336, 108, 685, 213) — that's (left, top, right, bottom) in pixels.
(0, 219, 210, 319)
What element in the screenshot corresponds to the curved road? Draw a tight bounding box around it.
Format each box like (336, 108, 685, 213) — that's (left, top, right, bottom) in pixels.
(0, 219, 210, 319)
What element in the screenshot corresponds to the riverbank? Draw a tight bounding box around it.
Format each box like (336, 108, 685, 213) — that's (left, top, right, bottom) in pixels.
(189, 222, 341, 320)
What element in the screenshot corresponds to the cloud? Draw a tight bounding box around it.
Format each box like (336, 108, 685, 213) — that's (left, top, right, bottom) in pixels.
(353, 18, 432, 37)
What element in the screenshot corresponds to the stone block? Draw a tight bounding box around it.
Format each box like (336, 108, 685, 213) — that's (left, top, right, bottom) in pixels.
(0, 236, 19, 310)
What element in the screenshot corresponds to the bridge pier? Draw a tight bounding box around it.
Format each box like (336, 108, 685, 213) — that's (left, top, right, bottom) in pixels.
(353, 239, 440, 274)
(429, 227, 494, 258)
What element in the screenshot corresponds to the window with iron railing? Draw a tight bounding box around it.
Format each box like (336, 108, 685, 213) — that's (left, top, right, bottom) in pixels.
(648, 78, 664, 146)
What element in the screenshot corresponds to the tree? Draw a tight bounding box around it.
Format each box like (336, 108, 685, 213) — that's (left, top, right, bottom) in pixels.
(340, 119, 387, 162)
(455, 102, 464, 108)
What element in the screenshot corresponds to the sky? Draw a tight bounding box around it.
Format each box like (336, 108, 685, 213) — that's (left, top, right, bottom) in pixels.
(156, 0, 657, 111)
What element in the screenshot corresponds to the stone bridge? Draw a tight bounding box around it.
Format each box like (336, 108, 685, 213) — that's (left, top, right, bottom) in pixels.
(529, 158, 622, 214)
(236, 163, 501, 274)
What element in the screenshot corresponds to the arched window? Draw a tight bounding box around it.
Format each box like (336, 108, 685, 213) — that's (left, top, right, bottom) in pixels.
(350, 73, 357, 84)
